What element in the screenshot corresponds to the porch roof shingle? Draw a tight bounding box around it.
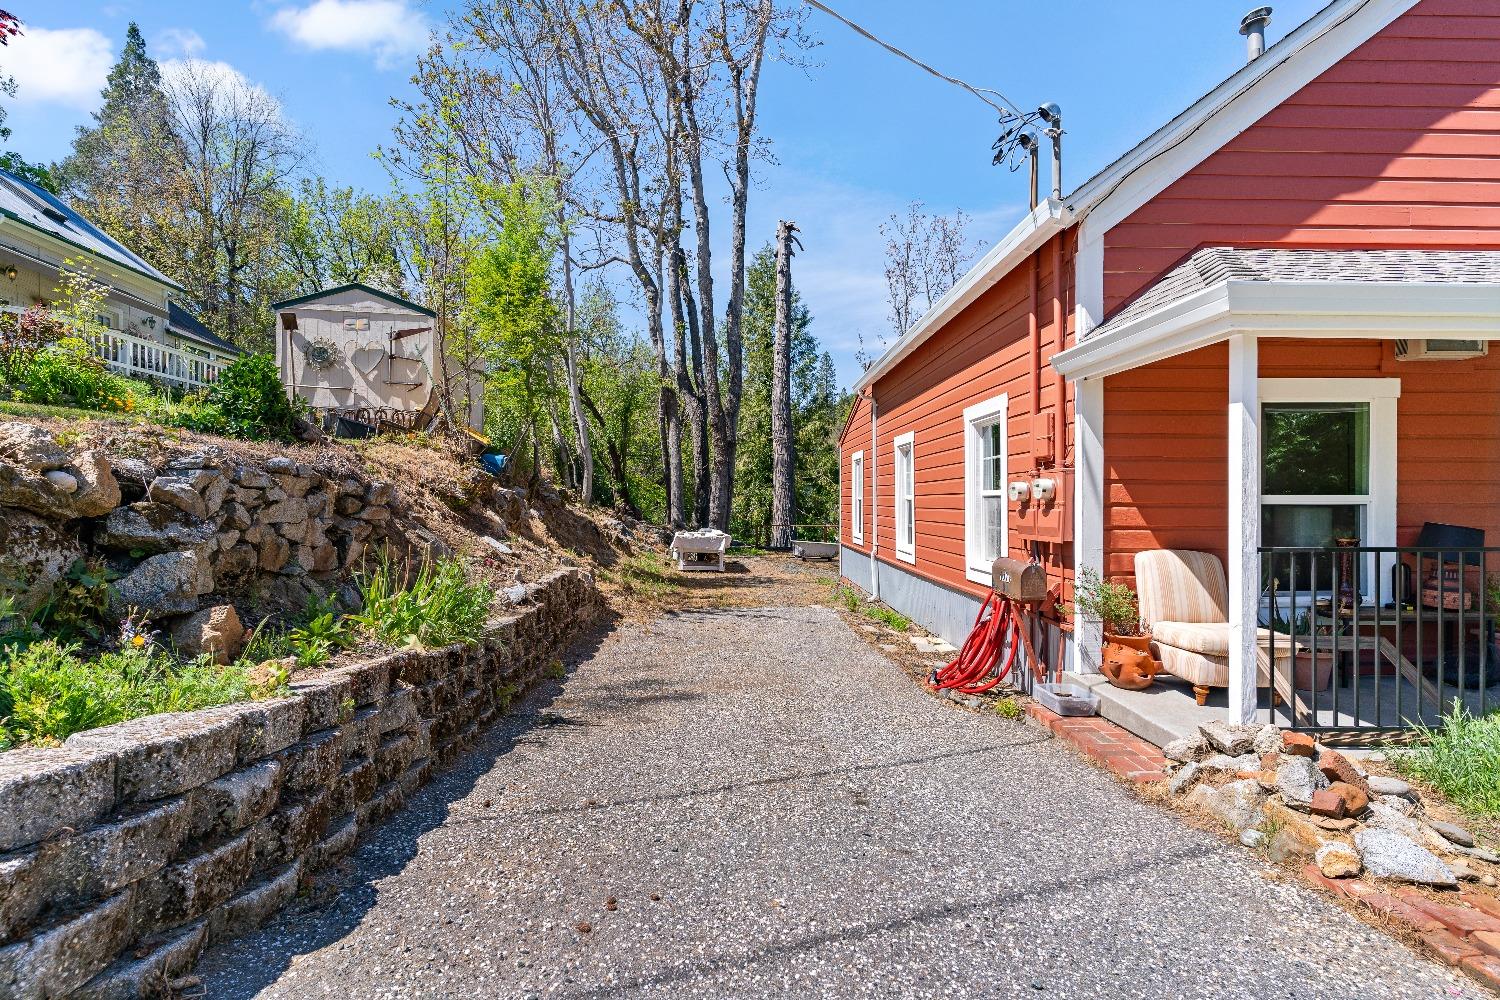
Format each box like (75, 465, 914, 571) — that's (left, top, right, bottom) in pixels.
(1095, 248, 1500, 338)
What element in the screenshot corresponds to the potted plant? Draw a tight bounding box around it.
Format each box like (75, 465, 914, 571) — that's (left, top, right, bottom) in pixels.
(1065, 568, 1159, 690)
(1284, 610, 1334, 692)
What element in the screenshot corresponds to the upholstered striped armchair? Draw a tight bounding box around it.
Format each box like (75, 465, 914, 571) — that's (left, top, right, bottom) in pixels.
(1133, 549, 1294, 706)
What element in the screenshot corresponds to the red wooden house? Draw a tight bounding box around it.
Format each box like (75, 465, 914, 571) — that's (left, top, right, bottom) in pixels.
(839, 0, 1500, 743)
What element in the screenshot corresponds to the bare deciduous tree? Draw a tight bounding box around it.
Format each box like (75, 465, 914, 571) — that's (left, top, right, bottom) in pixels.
(880, 202, 977, 340)
(163, 60, 303, 342)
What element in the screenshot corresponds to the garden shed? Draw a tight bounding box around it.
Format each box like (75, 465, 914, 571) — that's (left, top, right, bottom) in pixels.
(273, 282, 484, 432)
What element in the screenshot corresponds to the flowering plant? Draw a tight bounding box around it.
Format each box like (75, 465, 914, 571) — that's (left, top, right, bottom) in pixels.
(117, 611, 160, 655)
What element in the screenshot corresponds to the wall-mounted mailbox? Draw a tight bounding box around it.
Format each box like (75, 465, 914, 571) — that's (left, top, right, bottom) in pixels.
(991, 556, 1050, 602)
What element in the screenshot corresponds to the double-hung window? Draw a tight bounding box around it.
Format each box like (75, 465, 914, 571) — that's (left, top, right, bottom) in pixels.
(963, 394, 1009, 583)
(850, 450, 865, 544)
(894, 432, 915, 563)
(1259, 378, 1398, 598)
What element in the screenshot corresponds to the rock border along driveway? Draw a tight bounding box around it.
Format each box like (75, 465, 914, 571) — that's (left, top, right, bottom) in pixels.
(0, 569, 598, 1000)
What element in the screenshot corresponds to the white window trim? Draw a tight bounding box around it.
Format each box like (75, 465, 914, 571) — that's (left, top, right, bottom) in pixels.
(893, 431, 916, 564)
(850, 450, 865, 545)
(1259, 377, 1399, 605)
(963, 393, 1009, 585)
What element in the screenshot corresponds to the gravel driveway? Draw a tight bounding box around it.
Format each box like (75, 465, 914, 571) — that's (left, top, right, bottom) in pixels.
(197, 603, 1481, 999)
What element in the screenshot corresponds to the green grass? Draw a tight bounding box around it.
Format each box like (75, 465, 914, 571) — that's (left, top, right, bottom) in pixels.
(862, 604, 911, 632)
(1392, 703, 1500, 818)
(0, 399, 134, 422)
(351, 556, 492, 649)
(236, 596, 355, 670)
(826, 582, 863, 613)
(601, 553, 681, 602)
(0, 639, 287, 750)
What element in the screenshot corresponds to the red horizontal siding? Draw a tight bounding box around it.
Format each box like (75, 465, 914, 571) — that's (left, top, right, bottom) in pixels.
(868, 232, 1076, 600)
(840, 394, 872, 553)
(1103, 341, 1500, 586)
(1103, 0, 1500, 313)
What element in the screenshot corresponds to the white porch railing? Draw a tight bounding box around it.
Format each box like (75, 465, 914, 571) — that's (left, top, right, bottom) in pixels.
(1, 305, 226, 390)
(87, 329, 226, 390)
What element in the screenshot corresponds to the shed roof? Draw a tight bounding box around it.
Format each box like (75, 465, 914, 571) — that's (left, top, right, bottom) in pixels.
(272, 282, 435, 318)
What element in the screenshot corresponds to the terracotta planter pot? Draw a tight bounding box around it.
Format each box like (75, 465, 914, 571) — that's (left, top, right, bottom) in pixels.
(1101, 632, 1160, 691)
(1292, 650, 1335, 692)
(1105, 632, 1152, 653)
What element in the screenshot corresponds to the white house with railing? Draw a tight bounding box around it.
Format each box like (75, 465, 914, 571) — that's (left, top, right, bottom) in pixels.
(0, 167, 240, 391)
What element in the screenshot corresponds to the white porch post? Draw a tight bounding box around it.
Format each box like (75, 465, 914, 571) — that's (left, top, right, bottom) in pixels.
(1227, 333, 1260, 724)
(1071, 376, 1105, 675)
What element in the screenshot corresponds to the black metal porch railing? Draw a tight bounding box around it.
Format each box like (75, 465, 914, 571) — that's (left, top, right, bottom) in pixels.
(1260, 545, 1500, 735)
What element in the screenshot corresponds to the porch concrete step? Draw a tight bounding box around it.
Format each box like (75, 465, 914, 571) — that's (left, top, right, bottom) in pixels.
(1061, 672, 1226, 749)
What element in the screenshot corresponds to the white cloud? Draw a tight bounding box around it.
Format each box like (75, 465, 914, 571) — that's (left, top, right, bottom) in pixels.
(158, 27, 206, 59)
(269, 0, 430, 69)
(6, 26, 113, 110)
(161, 58, 281, 112)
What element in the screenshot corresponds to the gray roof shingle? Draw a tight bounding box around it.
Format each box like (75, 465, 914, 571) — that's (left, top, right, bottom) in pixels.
(1094, 248, 1500, 338)
(168, 301, 242, 356)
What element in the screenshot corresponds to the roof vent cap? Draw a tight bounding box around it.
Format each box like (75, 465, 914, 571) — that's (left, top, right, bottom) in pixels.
(1239, 6, 1273, 62)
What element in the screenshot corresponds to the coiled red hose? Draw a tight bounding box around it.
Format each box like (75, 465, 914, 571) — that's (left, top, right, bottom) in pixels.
(929, 590, 1018, 694)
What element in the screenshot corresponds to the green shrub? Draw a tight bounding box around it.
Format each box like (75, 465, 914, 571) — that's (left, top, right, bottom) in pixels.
(1062, 567, 1145, 637)
(0, 639, 288, 749)
(995, 697, 1024, 720)
(351, 557, 492, 649)
(1393, 703, 1500, 818)
(283, 607, 353, 667)
(13, 338, 138, 412)
(828, 584, 862, 613)
(863, 603, 911, 632)
(188, 354, 301, 441)
(34, 560, 117, 642)
(0, 307, 66, 391)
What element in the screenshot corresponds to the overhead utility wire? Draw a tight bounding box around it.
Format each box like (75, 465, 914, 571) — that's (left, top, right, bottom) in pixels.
(800, 0, 1024, 119)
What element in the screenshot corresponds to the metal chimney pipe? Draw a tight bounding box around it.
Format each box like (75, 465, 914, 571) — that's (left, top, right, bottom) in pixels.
(1240, 7, 1273, 62)
(1019, 132, 1039, 210)
(1038, 102, 1062, 202)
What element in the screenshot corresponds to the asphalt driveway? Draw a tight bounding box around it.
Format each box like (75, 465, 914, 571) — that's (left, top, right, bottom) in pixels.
(196, 603, 1481, 999)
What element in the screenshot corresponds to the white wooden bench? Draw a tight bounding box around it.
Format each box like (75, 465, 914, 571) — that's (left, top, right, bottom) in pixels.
(670, 529, 730, 572)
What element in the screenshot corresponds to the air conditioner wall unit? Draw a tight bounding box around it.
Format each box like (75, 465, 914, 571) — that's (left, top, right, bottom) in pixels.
(1394, 339, 1489, 361)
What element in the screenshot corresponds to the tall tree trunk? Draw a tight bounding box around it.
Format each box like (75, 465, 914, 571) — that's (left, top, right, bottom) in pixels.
(544, 394, 574, 489)
(770, 220, 798, 550)
(688, 0, 773, 532)
(560, 228, 593, 505)
(674, 248, 710, 528)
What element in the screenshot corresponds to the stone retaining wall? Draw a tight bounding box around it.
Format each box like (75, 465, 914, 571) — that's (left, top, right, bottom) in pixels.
(0, 568, 599, 1000)
(1, 421, 479, 628)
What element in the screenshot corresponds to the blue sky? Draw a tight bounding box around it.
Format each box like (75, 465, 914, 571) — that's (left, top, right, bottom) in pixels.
(5, 0, 1330, 388)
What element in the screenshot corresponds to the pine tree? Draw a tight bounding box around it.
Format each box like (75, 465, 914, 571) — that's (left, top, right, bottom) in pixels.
(734, 244, 845, 547)
(57, 24, 175, 261)
(59, 24, 167, 192)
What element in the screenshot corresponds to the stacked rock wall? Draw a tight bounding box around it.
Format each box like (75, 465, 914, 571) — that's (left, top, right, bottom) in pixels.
(0, 569, 600, 1000)
(0, 421, 449, 625)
